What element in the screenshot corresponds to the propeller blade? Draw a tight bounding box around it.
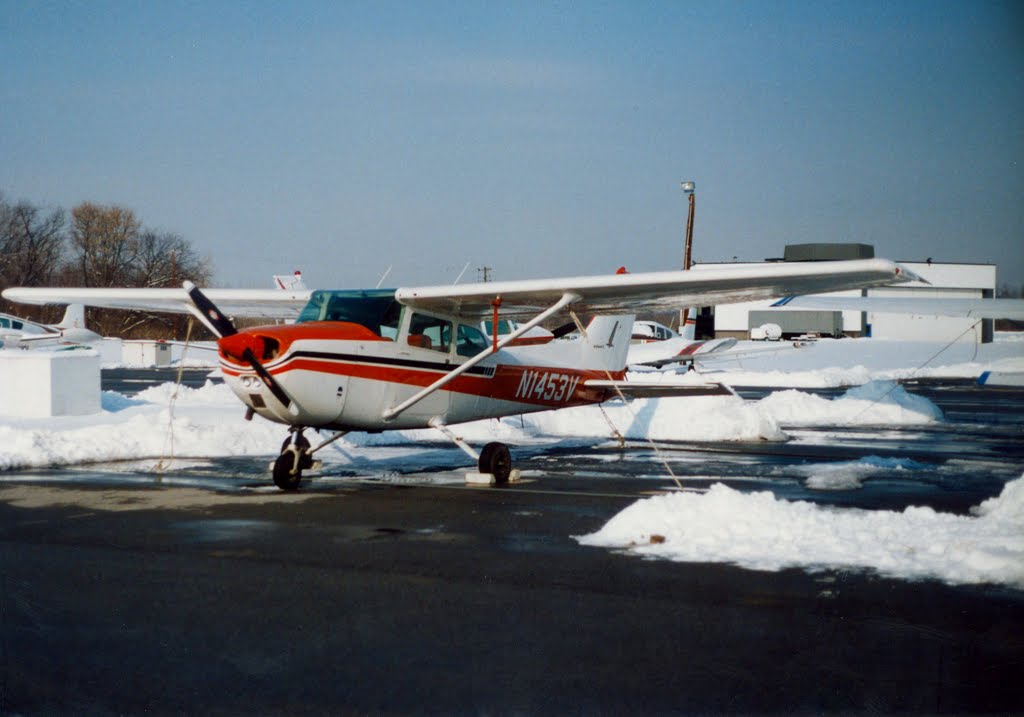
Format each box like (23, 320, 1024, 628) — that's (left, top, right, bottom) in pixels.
(242, 347, 293, 410)
(183, 280, 237, 338)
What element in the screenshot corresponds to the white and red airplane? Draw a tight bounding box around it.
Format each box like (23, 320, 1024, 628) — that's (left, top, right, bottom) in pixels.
(3, 259, 913, 489)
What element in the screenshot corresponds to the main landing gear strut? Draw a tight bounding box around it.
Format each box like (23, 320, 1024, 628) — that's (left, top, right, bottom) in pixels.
(271, 427, 350, 490)
(429, 417, 518, 485)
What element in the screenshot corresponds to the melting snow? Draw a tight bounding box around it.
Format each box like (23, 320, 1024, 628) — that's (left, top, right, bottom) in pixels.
(577, 475, 1024, 588)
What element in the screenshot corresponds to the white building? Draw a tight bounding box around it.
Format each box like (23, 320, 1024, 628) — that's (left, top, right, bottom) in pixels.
(694, 248, 996, 344)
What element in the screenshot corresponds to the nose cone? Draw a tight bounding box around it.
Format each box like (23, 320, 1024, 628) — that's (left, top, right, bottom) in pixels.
(218, 332, 266, 363)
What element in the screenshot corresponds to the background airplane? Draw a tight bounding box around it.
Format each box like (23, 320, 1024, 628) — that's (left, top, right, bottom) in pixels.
(772, 295, 1024, 321)
(0, 304, 101, 349)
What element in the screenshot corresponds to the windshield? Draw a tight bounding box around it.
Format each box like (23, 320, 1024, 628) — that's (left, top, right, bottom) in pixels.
(298, 289, 402, 338)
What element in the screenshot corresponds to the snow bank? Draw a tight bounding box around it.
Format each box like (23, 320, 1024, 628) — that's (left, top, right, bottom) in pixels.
(578, 475, 1024, 588)
(0, 378, 948, 472)
(0, 381, 283, 471)
(520, 395, 785, 442)
(756, 380, 943, 426)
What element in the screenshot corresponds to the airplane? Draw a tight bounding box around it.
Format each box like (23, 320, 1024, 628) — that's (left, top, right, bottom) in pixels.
(627, 319, 738, 368)
(0, 304, 102, 349)
(3, 258, 914, 489)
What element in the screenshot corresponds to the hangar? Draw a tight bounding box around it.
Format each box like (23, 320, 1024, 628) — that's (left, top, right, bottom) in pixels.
(693, 244, 996, 344)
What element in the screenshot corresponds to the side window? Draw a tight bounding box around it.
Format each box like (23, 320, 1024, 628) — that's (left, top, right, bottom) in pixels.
(407, 313, 452, 353)
(455, 324, 488, 357)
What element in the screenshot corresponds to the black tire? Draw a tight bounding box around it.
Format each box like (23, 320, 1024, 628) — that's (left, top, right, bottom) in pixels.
(272, 451, 302, 490)
(478, 442, 512, 485)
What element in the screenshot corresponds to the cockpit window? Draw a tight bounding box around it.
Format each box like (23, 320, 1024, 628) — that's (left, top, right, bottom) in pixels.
(298, 289, 401, 338)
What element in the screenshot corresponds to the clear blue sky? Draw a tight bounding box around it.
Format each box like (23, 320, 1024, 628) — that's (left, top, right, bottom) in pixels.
(2, 1, 1022, 289)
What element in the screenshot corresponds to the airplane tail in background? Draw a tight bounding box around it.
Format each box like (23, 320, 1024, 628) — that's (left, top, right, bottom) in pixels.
(681, 307, 697, 341)
(56, 304, 86, 330)
(575, 315, 635, 372)
(274, 271, 307, 292)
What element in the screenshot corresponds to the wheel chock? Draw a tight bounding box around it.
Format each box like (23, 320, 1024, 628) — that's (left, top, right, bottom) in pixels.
(465, 469, 522, 485)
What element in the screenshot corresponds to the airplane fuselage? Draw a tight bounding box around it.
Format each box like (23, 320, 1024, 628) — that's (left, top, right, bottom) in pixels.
(219, 321, 618, 431)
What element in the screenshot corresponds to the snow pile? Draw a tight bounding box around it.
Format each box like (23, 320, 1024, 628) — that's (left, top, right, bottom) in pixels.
(756, 380, 942, 426)
(519, 395, 786, 442)
(0, 381, 283, 471)
(578, 475, 1024, 588)
(792, 456, 927, 491)
(0, 378, 950, 472)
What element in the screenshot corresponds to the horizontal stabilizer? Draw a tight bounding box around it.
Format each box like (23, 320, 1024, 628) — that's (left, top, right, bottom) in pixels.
(584, 379, 735, 398)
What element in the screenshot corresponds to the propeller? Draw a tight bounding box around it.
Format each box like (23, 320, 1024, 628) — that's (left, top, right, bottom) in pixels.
(183, 281, 293, 411)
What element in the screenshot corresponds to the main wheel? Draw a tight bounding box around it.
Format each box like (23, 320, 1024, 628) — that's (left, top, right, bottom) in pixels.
(478, 442, 512, 485)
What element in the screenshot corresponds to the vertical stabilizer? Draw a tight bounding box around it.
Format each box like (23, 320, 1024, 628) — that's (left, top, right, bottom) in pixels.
(681, 307, 697, 341)
(575, 315, 635, 372)
(57, 304, 86, 330)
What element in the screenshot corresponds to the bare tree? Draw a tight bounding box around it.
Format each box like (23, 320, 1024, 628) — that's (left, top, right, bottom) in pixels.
(0, 193, 66, 288)
(0, 193, 67, 321)
(3, 195, 215, 337)
(68, 202, 142, 287)
(133, 230, 212, 288)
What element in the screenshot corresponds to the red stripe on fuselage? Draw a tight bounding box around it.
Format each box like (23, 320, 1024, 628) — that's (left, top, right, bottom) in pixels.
(221, 354, 616, 407)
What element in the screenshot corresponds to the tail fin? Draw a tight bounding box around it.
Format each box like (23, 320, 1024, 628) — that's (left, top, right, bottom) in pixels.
(680, 307, 697, 341)
(56, 304, 86, 330)
(575, 314, 635, 372)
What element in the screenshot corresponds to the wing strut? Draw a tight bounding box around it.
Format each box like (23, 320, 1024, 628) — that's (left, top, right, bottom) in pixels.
(381, 292, 580, 421)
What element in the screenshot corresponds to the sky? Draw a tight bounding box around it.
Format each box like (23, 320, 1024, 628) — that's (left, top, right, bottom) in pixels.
(2, 1, 1022, 290)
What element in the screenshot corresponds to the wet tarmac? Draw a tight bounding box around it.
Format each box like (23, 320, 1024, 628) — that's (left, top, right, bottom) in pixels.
(0, 370, 1021, 714)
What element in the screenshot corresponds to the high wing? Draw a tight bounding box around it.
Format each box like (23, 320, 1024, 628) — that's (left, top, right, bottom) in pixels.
(771, 295, 1024, 321)
(3, 259, 911, 324)
(1, 287, 311, 321)
(396, 259, 915, 318)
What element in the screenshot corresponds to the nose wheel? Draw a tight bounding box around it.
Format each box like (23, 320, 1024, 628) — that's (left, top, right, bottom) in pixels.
(273, 432, 313, 490)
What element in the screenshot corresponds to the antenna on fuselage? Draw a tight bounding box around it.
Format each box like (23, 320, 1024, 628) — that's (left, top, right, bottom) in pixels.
(375, 265, 392, 289)
(453, 261, 471, 285)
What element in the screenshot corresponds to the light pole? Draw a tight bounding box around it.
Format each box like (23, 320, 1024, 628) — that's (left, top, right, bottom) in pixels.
(680, 181, 696, 332)
(681, 181, 695, 271)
